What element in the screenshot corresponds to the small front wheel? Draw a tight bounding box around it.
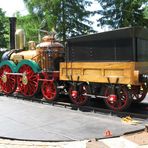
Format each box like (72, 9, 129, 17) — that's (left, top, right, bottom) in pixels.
(41, 81, 58, 102)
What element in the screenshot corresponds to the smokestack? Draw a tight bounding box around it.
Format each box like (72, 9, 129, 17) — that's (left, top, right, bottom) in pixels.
(9, 17, 16, 49)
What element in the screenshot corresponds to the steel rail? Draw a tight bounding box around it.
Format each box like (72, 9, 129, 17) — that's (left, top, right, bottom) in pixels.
(2, 93, 148, 119)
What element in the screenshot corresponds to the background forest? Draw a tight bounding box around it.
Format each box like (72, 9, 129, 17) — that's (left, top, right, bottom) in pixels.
(0, 0, 148, 48)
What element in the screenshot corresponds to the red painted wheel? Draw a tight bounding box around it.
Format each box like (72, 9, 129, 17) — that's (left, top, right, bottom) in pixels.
(17, 64, 39, 97)
(41, 81, 58, 102)
(69, 83, 90, 106)
(104, 85, 132, 111)
(130, 85, 147, 103)
(0, 65, 16, 94)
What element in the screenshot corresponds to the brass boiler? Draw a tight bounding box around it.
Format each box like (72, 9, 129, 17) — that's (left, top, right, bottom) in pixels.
(36, 35, 64, 71)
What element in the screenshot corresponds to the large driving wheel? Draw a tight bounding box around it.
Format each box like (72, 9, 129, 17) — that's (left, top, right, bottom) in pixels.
(130, 85, 147, 103)
(41, 81, 58, 102)
(0, 61, 17, 95)
(69, 83, 90, 106)
(104, 85, 132, 111)
(17, 64, 39, 97)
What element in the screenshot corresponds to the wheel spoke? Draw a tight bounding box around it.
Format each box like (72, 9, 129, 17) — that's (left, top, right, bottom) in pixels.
(104, 85, 132, 111)
(130, 85, 147, 103)
(0, 65, 16, 94)
(17, 64, 39, 97)
(69, 83, 90, 106)
(41, 81, 57, 102)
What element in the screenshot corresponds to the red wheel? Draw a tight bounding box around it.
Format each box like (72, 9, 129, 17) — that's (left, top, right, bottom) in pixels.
(69, 83, 90, 106)
(0, 65, 16, 94)
(41, 81, 58, 102)
(130, 85, 147, 103)
(17, 64, 39, 97)
(104, 85, 132, 111)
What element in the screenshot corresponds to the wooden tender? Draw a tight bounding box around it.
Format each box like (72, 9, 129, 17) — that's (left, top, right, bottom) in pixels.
(59, 27, 148, 111)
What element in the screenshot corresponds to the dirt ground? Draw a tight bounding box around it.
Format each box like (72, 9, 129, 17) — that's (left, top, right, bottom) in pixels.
(123, 125, 148, 145)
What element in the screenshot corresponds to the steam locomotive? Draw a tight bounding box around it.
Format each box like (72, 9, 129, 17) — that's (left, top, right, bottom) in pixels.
(0, 17, 148, 111)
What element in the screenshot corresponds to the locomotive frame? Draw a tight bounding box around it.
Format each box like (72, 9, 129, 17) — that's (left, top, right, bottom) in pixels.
(0, 18, 148, 111)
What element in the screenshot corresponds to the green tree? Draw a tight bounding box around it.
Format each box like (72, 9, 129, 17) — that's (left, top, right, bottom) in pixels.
(16, 12, 40, 43)
(144, 5, 148, 19)
(0, 8, 9, 48)
(23, 0, 95, 42)
(96, 0, 148, 29)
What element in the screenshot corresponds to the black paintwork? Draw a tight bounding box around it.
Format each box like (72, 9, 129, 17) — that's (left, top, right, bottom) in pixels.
(66, 27, 148, 62)
(9, 17, 16, 50)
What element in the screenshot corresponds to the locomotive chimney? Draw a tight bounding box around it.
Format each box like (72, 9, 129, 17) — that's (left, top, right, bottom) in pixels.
(9, 17, 16, 49)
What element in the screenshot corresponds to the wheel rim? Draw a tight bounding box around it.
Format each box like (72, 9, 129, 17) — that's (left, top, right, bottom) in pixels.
(41, 81, 57, 101)
(17, 64, 39, 97)
(0, 65, 16, 94)
(131, 85, 147, 103)
(104, 86, 130, 111)
(69, 83, 89, 105)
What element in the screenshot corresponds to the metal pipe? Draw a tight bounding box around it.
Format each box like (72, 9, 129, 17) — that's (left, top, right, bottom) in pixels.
(38, 79, 54, 82)
(83, 94, 108, 99)
(6, 73, 23, 76)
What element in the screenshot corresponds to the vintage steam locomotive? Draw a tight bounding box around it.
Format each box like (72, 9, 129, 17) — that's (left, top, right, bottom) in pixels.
(0, 17, 148, 111)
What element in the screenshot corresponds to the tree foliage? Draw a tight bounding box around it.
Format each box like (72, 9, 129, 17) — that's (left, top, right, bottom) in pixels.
(96, 0, 148, 29)
(144, 5, 148, 19)
(23, 0, 95, 42)
(0, 8, 9, 48)
(16, 12, 40, 43)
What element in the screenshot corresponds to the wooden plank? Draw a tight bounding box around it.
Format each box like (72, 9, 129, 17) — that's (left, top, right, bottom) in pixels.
(60, 62, 139, 85)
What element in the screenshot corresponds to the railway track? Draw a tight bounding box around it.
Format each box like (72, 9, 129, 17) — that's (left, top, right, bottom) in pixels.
(1, 93, 148, 119)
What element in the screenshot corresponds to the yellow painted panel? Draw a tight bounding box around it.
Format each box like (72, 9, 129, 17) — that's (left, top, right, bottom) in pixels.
(104, 69, 124, 77)
(83, 69, 102, 76)
(62, 68, 82, 75)
(60, 62, 138, 85)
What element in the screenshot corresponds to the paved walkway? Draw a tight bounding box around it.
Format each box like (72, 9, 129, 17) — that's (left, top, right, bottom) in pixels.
(0, 95, 147, 142)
